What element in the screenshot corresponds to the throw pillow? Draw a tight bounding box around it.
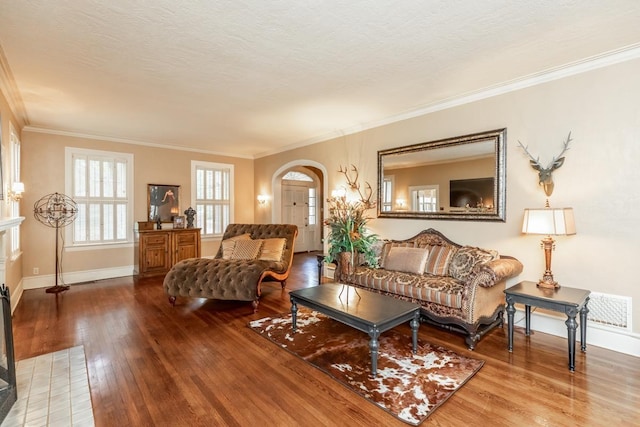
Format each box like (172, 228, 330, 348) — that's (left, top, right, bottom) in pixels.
(259, 238, 287, 261)
(230, 239, 264, 260)
(448, 245, 499, 282)
(424, 245, 457, 276)
(221, 233, 252, 259)
(383, 247, 429, 275)
(379, 241, 415, 268)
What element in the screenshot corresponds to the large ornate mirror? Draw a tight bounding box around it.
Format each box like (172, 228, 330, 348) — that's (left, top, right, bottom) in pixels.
(377, 128, 506, 221)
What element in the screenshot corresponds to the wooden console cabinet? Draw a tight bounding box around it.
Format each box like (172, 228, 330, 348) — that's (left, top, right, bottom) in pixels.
(136, 228, 201, 277)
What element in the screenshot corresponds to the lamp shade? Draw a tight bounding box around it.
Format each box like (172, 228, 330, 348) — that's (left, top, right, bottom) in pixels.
(522, 207, 576, 235)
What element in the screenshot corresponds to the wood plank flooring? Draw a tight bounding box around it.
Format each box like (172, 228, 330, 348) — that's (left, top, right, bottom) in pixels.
(11, 253, 640, 426)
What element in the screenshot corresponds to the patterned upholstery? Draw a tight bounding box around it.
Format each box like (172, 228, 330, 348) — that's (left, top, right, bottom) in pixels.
(163, 224, 298, 310)
(337, 228, 523, 349)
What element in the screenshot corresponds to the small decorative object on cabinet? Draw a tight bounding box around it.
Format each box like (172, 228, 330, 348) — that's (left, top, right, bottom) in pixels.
(173, 216, 185, 229)
(135, 228, 201, 277)
(184, 206, 196, 228)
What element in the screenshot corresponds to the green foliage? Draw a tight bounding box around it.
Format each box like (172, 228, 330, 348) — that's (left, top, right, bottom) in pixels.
(324, 196, 378, 268)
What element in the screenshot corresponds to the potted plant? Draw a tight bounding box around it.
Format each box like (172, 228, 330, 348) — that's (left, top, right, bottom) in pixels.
(324, 167, 379, 280)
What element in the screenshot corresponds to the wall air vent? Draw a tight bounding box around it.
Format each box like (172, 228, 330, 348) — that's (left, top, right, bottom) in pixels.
(586, 292, 632, 330)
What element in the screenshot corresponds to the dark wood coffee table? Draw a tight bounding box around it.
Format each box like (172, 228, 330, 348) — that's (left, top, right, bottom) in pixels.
(289, 283, 421, 377)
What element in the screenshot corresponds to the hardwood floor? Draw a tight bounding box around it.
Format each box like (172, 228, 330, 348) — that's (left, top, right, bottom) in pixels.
(11, 253, 640, 426)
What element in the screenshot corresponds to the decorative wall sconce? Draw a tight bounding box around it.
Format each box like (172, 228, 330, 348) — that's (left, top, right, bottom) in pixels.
(522, 205, 576, 289)
(7, 182, 24, 201)
(396, 198, 406, 208)
(257, 194, 270, 205)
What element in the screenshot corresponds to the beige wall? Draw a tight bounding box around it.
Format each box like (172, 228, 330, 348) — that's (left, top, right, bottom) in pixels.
(21, 131, 255, 278)
(0, 84, 24, 299)
(255, 58, 640, 332)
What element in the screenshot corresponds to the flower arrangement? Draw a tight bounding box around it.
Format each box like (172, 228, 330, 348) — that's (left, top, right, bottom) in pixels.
(324, 165, 379, 274)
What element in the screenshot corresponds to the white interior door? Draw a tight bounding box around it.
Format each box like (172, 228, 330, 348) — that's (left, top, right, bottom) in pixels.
(282, 184, 314, 252)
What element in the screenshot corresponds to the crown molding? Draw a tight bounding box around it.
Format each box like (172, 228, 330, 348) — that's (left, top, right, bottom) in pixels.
(255, 43, 640, 159)
(0, 45, 28, 128)
(22, 126, 253, 159)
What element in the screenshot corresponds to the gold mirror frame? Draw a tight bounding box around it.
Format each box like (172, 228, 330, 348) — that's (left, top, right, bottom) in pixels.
(377, 128, 506, 222)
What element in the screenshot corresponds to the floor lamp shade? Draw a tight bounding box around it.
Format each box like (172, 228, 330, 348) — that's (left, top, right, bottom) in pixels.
(522, 207, 576, 289)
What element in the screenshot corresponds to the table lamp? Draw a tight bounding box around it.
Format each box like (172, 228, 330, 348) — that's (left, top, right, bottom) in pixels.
(522, 207, 576, 289)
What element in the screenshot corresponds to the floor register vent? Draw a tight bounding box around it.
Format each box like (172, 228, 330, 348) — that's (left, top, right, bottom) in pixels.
(586, 292, 632, 330)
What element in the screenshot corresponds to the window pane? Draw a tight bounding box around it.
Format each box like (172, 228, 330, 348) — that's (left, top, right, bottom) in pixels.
(89, 204, 101, 240)
(102, 160, 114, 198)
(89, 160, 101, 197)
(74, 157, 87, 197)
(74, 204, 87, 242)
(116, 204, 127, 239)
(103, 204, 114, 240)
(116, 161, 127, 198)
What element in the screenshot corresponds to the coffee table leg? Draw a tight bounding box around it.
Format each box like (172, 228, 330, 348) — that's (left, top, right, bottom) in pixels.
(368, 327, 380, 377)
(506, 296, 515, 352)
(565, 307, 578, 371)
(290, 298, 298, 333)
(410, 310, 420, 354)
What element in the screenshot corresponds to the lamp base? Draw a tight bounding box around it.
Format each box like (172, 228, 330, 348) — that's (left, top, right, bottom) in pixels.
(46, 285, 70, 294)
(537, 272, 559, 289)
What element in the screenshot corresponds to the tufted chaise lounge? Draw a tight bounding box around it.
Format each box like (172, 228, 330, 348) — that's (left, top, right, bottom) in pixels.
(163, 223, 298, 311)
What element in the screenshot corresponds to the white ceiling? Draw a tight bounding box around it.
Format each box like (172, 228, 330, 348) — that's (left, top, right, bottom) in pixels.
(0, 1, 639, 158)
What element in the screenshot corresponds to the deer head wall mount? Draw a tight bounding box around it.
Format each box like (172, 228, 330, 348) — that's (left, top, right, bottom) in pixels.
(518, 132, 573, 197)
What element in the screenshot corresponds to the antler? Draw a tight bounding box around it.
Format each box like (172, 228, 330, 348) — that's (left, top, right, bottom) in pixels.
(547, 132, 572, 170)
(337, 165, 375, 209)
(517, 140, 543, 171)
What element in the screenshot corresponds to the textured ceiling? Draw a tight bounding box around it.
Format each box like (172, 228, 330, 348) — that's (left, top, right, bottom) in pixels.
(0, 1, 639, 158)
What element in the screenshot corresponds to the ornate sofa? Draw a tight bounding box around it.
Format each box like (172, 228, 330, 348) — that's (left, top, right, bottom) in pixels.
(163, 223, 298, 311)
(335, 228, 523, 349)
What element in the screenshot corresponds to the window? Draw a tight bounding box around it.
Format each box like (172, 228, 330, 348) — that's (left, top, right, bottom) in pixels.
(381, 176, 393, 212)
(409, 185, 439, 213)
(191, 161, 234, 237)
(65, 147, 133, 246)
(308, 188, 316, 226)
(9, 123, 20, 255)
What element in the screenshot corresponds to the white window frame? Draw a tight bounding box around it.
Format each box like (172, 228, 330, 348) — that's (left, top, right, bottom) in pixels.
(65, 147, 134, 249)
(9, 123, 21, 257)
(191, 160, 234, 238)
(409, 185, 439, 213)
(381, 176, 394, 212)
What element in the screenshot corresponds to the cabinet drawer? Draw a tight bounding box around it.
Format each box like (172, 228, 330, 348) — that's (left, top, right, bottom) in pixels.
(144, 234, 169, 245)
(175, 233, 196, 245)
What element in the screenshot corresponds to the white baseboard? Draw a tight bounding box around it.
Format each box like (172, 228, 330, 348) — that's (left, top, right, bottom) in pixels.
(508, 308, 640, 358)
(10, 278, 24, 314)
(22, 265, 136, 290)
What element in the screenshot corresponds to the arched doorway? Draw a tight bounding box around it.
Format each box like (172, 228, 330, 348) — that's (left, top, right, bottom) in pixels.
(272, 161, 327, 252)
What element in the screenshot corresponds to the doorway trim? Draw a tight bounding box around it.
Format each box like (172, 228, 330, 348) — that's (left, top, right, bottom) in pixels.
(271, 160, 328, 249)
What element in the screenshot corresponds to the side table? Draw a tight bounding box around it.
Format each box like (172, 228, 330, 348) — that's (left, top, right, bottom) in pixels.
(504, 281, 590, 371)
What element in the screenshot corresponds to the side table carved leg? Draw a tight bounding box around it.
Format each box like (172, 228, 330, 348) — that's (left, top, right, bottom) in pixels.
(580, 298, 590, 352)
(565, 307, 578, 371)
(368, 327, 380, 377)
(410, 311, 420, 354)
(506, 296, 516, 352)
(525, 305, 531, 336)
(290, 298, 298, 333)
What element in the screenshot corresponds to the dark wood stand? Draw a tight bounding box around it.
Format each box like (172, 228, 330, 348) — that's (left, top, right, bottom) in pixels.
(505, 281, 590, 371)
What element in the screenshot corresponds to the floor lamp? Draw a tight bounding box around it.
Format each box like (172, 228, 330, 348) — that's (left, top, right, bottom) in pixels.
(33, 193, 78, 294)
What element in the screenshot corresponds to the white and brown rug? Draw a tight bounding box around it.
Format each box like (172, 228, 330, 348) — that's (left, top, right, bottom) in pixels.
(249, 309, 483, 425)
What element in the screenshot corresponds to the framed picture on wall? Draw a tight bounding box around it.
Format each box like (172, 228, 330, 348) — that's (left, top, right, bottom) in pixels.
(147, 184, 180, 223)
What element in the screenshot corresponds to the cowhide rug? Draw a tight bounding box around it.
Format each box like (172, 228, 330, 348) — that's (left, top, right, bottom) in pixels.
(249, 308, 483, 425)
